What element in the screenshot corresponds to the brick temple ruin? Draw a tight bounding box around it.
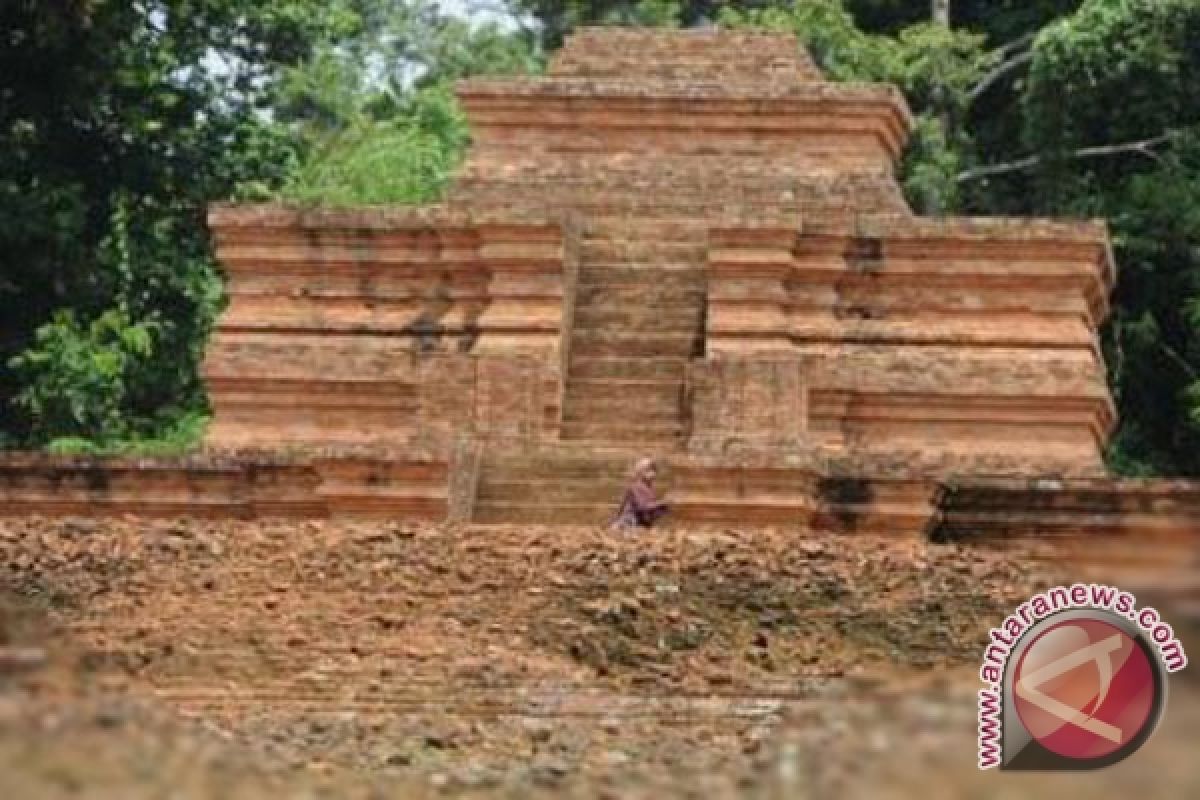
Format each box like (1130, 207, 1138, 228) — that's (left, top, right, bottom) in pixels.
(3, 28, 1199, 539)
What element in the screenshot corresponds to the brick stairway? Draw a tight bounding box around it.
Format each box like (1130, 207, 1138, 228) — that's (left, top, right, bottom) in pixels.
(471, 446, 651, 525)
(440, 26, 904, 525)
(559, 217, 707, 447)
(468, 210, 776, 525)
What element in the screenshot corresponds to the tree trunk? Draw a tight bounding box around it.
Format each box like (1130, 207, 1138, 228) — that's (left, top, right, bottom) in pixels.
(927, 0, 953, 214)
(933, 0, 950, 27)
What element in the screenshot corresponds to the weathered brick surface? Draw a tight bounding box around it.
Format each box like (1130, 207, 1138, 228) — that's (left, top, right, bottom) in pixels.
(0, 453, 448, 519)
(929, 478, 1200, 642)
(706, 220, 1115, 474)
(0, 516, 1084, 789)
(175, 29, 1171, 524)
(5, 30, 1200, 799)
(931, 478, 1200, 539)
(204, 209, 566, 449)
(5, 513, 1199, 796)
(686, 357, 811, 452)
(547, 27, 824, 83)
(558, 218, 707, 447)
(204, 30, 913, 467)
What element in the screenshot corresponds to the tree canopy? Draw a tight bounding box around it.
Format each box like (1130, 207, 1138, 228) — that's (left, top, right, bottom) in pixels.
(3, 0, 1199, 475)
(1, 0, 355, 450)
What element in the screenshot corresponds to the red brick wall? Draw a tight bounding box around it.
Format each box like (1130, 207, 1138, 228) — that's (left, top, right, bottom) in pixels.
(686, 357, 811, 453)
(204, 207, 566, 450)
(705, 219, 1116, 475)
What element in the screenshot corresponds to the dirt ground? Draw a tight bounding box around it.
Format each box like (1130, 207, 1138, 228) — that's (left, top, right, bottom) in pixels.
(1, 517, 1196, 798)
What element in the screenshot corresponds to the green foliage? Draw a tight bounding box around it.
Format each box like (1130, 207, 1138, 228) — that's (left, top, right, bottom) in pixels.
(1023, 0, 1200, 161)
(8, 308, 157, 443)
(517, 0, 1060, 48)
(1101, 132, 1200, 471)
(1189, 291, 1200, 426)
(1016, 0, 1200, 473)
(44, 411, 211, 457)
(413, 14, 545, 82)
(612, 0, 684, 26)
(888, 22, 993, 116)
(950, 1, 1084, 43)
(901, 114, 963, 213)
(0, 0, 354, 449)
(282, 84, 471, 205)
(277, 2, 540, 206)
(720, 2, 991, 213)
(513, 0, 698, 46)
(1, 0, 540, 449)
(720, 1, 892, 82)
(717, 3, 994, 123)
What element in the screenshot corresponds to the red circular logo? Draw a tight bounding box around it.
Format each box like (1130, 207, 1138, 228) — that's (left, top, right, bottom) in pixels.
(1013, 617, 1157, 760)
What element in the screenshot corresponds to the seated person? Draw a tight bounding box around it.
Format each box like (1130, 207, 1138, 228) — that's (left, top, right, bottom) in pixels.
(611, 457, 669, 530)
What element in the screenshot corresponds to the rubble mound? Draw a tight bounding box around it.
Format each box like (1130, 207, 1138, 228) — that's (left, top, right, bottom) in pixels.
(2, 517, 1067, 795)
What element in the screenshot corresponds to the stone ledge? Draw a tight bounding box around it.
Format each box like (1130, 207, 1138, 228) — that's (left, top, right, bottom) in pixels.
(0, 450, 451, 520)
(207, 203, 560, 230)
(713, 214, 1112, 249)
(458, 78, 909, 106)
(3, 449, 1195, 540)
(852, 213, 1111, 241)
(457, 81, 912, 160)
(929, 478, 1200, 540)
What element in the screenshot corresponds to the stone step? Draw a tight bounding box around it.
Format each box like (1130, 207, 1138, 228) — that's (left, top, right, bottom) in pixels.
(474, 447, 654, 487)
(552, 31, 817, 76)
(577, 199, 801, 217)
(472, 503, 615, 525)
(571, 340, 696, 359)
(583, 218, 710, 237)
(576, 269, 706, 291)
(561, 379, 683, 405)
(475, 480, 635, 505)
(572, 306, 702, 332)
(571, 328, 699, 345)
(561, 403, 681, 425)
(478, 464, 632, 484)
(576, 260, 706, 273)
(580, 233, 704, 247)
(555, 46, 810, 67)
(579, 241, 708, 261)
(561, 388, 682, 417)
(559, 420, 685, 442)
(453, 175, 805, 196)
(478, 464, 626, 483)
(472, 465, 686, 496)
(479, 444, 641, 464)
(453, 170, 817, 195)
(572, 287, 704, 306)
(567, 357, 688, 381)
(570, 332, 698, 358)
(575, 284, 706, 307)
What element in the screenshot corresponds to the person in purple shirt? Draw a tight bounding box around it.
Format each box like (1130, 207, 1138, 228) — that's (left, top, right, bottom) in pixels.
(611, 457, 670, 530)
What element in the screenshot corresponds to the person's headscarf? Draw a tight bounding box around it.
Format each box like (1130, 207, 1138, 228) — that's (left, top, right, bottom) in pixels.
(631, 457, 657, 481)
(613, 456, 663, 528)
